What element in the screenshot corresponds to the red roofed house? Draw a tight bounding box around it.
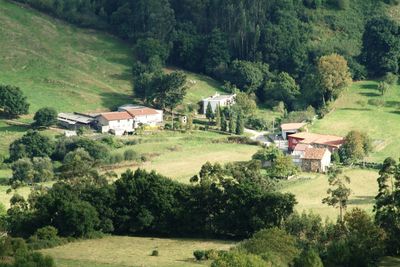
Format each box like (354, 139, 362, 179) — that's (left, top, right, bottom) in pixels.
(302, 147, 331, 173)
(288, 132, 344, 152)
(281, 123, 307, 139)
(118, 105, 163, 128)
(96, 111, 134, 136)
(292, 143, 311, 166)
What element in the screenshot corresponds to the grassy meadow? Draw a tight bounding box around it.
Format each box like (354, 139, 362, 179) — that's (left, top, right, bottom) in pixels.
(280, 168, 378, 220)
(311, 80, 400, 162)
(109, 130, 259, 183)
(41, 236, 234, 267)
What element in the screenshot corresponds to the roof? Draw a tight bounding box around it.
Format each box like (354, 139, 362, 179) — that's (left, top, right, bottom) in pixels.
(281, 123, 307, 131)
(58, 113, 93, 124)
(99, 111, 133, 121)
(293, 143, 310, 152)
(303, 148, 329, 160)
(119, 104, 146, 110)
(203, 93, 235, 101)
(288, 132, 344, 148)
(125, 107, 160, 117)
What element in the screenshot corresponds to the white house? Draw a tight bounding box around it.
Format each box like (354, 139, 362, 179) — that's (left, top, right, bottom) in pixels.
(281, 123, 307, 140)
(96, 111, 134, 136)
(119, 105, 163, 128)
(202, 93, 235, 114)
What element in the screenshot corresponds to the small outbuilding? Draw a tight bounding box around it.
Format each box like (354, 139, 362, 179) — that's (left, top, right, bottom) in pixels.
(302, 147, 331, 173)
(57, 112, 94, 130)
(281, 123, 307, 140)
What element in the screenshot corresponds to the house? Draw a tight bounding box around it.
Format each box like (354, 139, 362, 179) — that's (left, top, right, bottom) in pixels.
(287, 132, 344, 152)
(57, 113, 94, 130)
(302, 147, 331, 173)
(95, 111, 134, 136)
(202, 93, 235, 114)
(281, 123, 307, 139)
(291, 143, 311, 166)
(118, 105, 163, 128)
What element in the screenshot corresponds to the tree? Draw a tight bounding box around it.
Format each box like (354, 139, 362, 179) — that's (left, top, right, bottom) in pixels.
(205, 102, 214, 122)
(339, 130, 372, 164)
(232, 91, 257, 117)
(215, 106, 221, 128)
(262, 72, 300, 110)
(60, 148, 95, 180)
(9, 131, 54, 161)
(235, 113, 244, 135)
(32, 157, 54, 182)
(229, 114, 236, 134)
(0, 85, 29, 117)
(11, 158, 34, 186)
(211, 251, 266, 267)
(221, 112, 227, 132)
(322, 167, 351, 222)
(317, 54, 352, 103)
(294, 249, 323, 267)
(362, 17, 400, 76)
(378, 81, 390, 95)
(33, 107, 58, 128)
(226, 60, 269, 93)
(374, 157, 400, 255)
(204, 28, 230, 76)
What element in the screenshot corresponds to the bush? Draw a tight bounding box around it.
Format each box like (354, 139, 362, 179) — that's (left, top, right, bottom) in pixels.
(246, 117, 270, 131)
(193, 250, 205, 261)
(384, 72, 398, 85)
(205, 249, 221, 260)
(124, 149, 138, 161)
(109, 153, 124, 164)
(151, 249, 159, 256)
(33, 107, 57, 127)
(368, 98, 385, 107)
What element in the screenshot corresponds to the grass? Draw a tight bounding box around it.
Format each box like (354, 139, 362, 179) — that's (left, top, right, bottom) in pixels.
(310, 80, 400, 162)
(380, 257, 400, 267)
(41, 236, 234, 267)
(0, 0, 133, 113)
(110, 130, 259, 183)
(279, 168, 378, 220)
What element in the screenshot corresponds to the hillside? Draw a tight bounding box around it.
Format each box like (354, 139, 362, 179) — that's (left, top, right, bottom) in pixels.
(310, 80, 400, 162)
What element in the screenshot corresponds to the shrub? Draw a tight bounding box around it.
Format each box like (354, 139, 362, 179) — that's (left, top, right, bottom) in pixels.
(368, 98, 385, 107)
(193, 250, 205, 261)
(205, 249, 221, 260)
(246, 117, 269, 131)
(109, 153, 124, 164)
(124, 149, 138, 161)
(384, 72, 398, 85)
(33, 107, 57, 127)
(151, 249, 159, 256)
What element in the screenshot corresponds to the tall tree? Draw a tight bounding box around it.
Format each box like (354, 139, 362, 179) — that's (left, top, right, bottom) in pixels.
(317, 54, 352, 103)
(205, 102, 214, 123)
(215, 106, 221, 128)
(204, 28, 230, 76)
(235, 113, 244, 135)
(33, 107, 58, 128)
(322, 167, 351, 222)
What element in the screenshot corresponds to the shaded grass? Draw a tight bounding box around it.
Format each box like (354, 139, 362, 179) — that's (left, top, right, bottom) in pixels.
(311, 81, 400, 162)
(380, 257, 400, 267)
(279, 168, 378, 220)
(41, 236, 234, 267)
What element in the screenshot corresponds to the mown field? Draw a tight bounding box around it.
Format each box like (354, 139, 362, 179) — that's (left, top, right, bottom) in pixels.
(311, 80, 400, 162)
(41, 236, 234, 267)
(279, 168, 378, 220)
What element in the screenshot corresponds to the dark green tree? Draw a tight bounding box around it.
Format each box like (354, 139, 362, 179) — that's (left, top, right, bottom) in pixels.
(235, 113, 244, 135)
(204, 28, 230, 76)
(221, 112, 227, 132)
(0, 85, 29, 117)
(205, 102, 214, 123)
(33, 107, 58, 128)
(9, 131, 54, 161)
(229, 114, 236, 134)
(262, 72, 300, 110)
(215, 105, 221, 128)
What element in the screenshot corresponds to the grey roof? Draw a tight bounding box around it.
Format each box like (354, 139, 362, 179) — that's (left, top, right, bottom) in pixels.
(58, 113, 94, 124)
(203, 94, 235, 101)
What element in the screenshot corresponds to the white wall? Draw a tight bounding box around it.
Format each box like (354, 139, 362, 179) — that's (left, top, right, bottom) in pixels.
(97, 116, 134, 134)
(134, 112, 163, 127)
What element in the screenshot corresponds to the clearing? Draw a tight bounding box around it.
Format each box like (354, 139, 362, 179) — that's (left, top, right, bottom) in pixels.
(41, 236, 234, 267)
(280, 168, 378, 220)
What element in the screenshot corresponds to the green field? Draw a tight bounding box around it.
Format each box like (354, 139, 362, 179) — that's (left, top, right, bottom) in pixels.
(311, 81, 400, 162)
(109, 131, 259, 183)
(280, 168, 378, 220)
(41, 236, 234, 267)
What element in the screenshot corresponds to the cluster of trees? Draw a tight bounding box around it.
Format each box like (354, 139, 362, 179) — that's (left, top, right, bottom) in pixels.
(5, 164, 296, 239)
(206, 104, 245, 135)
(211, 208, 386, 267)
(0, 85, 29, 117)
(337, 130, 372, 164)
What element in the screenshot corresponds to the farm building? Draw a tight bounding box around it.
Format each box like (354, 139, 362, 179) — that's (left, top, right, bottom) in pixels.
(202, 93, 235, 114)
(291, 143, 311, 166)
(119, 105, 163, 128)
(95, 111, 134, 136)
(281, 123, 307, 139)
(288, 132, 344, 152)
(57, 113, 94, 130)
(301, 147, 331, 173)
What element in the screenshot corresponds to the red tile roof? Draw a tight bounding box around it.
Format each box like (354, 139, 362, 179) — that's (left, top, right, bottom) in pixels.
(99, 112, 133, 121)
(303, 148, 328, 160)
(125, 108, 160, 117)
(294, 143, 310, 152)
(289, 132, 344, 148)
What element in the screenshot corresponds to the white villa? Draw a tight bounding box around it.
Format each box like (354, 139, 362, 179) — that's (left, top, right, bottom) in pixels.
(96, 111, 134, 136)
(202, 93, 235, 114)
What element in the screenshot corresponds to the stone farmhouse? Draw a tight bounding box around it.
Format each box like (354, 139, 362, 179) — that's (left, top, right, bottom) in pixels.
(301, 147, 331, 173)
(202, 93, 235, 114)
